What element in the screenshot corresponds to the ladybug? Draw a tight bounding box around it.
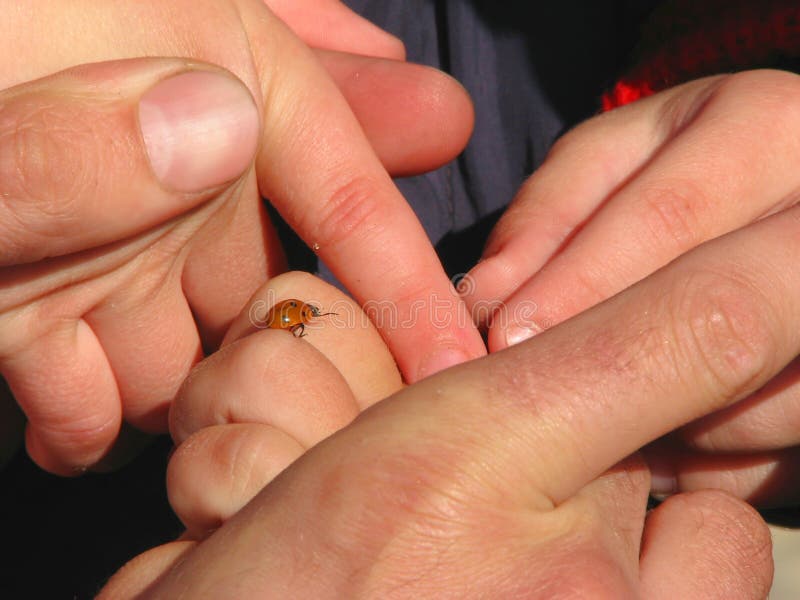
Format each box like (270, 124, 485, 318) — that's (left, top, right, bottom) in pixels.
(265, 299, 336, 337)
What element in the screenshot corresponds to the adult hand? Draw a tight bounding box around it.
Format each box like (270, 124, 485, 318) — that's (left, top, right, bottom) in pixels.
(464, 69, 800, 505)
(0, 0, 480, 475)
(102, 200, 800, 598)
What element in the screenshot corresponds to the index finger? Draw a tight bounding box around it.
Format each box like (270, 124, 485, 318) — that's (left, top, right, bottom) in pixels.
(241, 3, 484, 381)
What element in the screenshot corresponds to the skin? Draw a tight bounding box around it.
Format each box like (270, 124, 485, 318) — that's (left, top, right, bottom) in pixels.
(464, 69, 800, 505)
(100, 198, 800, 596)
(168, 271, 402, 538)
(0, 0, 482, 475)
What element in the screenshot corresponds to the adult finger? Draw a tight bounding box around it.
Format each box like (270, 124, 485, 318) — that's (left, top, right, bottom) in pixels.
(84, 257, 202, 433)
(315, 49, 474, 177)
(98, 541, 196, 600)
(167, 423, 304, 539)
(266, 0, 406, 59)
(640, 490, 773, 599)
(238, 3, 485, 382)
(393, 203, 800, 505)
(1, 319, 121, 475)
(678, 356, 800, 452)
(0, 58, 259, 267)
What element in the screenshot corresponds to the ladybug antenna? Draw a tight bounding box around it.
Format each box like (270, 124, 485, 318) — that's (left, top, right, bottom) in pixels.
(309, 304, 337, 318)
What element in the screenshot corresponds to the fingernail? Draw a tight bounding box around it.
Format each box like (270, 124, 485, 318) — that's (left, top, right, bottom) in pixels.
(649, 471, 677, 497)
(504, 323, 542, 347)
(647, 457, 677, 497)
(417, 348, 470, 381)
(139, 71, 259, 191)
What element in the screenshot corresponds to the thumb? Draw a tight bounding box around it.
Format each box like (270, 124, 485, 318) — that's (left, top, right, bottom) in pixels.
(0, 58, 259, 266)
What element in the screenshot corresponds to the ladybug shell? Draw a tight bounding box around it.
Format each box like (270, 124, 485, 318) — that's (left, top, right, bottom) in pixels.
(266, 299, 320, 330)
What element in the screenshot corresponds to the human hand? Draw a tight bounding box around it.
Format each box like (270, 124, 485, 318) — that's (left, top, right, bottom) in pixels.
(0, 0, 480, 474)
(464, 69, 800, 506)
(102, 199, 800, 599)
(166, 270, 402, 538)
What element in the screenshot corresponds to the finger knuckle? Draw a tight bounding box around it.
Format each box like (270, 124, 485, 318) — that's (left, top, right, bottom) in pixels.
(704, 71, 800, 154)
(662, 490, 773, 596)
(309, 175, 387, 250)
(668, 269, 777, 405)
(0, 93, 109, 257)
(638, 178, 708, 249)
(717, 69, 800, 117)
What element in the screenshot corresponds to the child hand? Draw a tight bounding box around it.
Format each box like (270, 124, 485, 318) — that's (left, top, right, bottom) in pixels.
(166, 271, 402, 539)
(464, 69, 800, 507)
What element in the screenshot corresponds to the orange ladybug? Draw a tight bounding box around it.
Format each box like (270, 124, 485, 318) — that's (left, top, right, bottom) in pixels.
(265, 299, 336, 337)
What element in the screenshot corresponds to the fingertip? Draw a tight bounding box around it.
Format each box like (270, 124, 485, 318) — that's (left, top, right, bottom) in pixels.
(99, 540, 196, 599)
(167, 424, 304, 538)
(640, 490, 773, 599)
(25, 423, 117, 476)
(415, 348, 472, 381)
(5, 318, 123, 474)
(315, 52, 474, 176)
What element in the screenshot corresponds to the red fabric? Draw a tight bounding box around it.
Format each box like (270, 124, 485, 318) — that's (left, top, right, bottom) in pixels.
(602, 0, 800, 110)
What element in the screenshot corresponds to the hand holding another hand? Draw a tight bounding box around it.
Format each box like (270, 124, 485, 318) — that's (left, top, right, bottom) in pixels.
(0, 0, 481, 474)
(103, 196, 800, 598)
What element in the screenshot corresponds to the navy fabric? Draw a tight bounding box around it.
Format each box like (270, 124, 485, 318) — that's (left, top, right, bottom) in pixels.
(314, 0, 657, 282)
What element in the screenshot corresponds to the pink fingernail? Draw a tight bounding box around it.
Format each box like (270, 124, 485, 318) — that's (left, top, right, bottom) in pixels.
(646, 456, 677, 497)
(504, 323, 542, 347)
(417, 348, 470, 381)
(139, 71, 259, 191)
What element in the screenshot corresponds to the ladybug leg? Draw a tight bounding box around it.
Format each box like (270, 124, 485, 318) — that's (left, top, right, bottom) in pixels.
(290, 323, 306, 338)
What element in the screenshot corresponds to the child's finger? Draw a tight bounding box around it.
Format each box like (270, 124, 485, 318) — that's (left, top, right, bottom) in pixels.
(240, 2, 486, 382)
(98, 541, 196, 600)
(463, 71, 800, 351)
(167, 423, 304, 539)
(639, 490, 773, 599)
(549, 454, 650, 593)
(169, 330, 358, 447)
(223, 271, 403, 409)
(182, 50, 476, 346)
(461, 77, 699, 321)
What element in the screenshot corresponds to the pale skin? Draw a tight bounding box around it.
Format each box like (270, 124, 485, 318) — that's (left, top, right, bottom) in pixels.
(1, 3, 797, 595)
(0, 0, 483, 475)
(101, 194, 800, 596)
